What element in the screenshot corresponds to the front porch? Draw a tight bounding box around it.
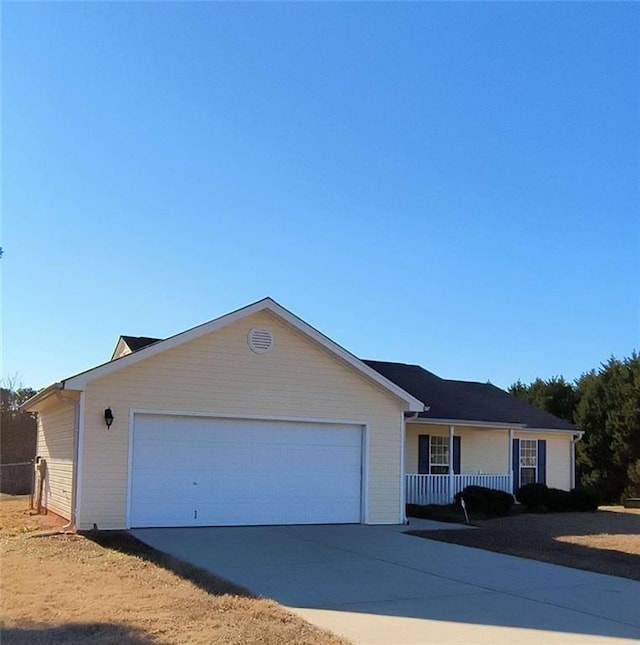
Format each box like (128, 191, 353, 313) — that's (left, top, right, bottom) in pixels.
(405, 473, 513, 506)
(403, 419, 558, 506)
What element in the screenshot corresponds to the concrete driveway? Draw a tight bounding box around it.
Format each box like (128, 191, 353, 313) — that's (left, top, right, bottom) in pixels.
(132, 520, 640, 644)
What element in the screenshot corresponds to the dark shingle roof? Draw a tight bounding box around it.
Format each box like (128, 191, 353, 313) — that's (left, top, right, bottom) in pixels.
(363, 360, 577, 431)
(121, 336, 162, 352)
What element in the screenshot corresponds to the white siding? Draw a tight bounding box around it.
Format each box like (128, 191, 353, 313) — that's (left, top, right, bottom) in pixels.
(36, 403, 75, 520)
(79, 310, 404, 530)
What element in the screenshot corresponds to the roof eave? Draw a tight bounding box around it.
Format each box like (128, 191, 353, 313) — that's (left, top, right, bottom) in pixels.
(520, 426, 581, 435)
(20, 382, 64, 412)
(411, 417, 527, 429)
(411, 417, 578, 433)
(409, 417, 584, 436)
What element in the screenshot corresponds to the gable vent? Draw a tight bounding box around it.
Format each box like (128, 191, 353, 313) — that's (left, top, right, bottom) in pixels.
(248, 327, 274, 354)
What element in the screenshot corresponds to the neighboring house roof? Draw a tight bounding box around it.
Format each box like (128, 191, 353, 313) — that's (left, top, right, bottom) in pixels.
(23, 298, 425, 413)
(111, 335, 162, 360)
(121, 335, 161, 352)
(363, 360, 577, 432)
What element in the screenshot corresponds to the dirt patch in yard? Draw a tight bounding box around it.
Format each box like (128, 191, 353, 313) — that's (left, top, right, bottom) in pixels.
(0, 497, 349, 644)
(408, 506, 640, 581)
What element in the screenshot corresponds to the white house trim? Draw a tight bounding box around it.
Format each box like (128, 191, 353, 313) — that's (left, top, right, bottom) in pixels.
(362, 421, 370, 525)
(128, 408, 372, 427)
(125, 407, 136, 530)
(125, 408, 370, 529)
(448, 425, 454, 497)
(50, 298, 424, 413)
(74, 391, 85, 529)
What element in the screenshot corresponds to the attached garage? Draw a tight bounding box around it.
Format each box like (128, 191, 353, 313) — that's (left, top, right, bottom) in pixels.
(129, 413, 363, 527)
(24, 298, 424, 530)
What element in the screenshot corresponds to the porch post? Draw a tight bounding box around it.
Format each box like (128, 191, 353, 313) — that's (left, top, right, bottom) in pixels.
(449, 425, 455, 502)
(508, 428, 514, 493)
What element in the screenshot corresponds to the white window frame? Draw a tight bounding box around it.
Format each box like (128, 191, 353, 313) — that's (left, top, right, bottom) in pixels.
(430, 436, 450, 475)
(519, 438, 537, 486)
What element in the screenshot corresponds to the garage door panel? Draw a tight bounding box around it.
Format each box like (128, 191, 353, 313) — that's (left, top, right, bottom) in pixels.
(130, 415, 363, 527)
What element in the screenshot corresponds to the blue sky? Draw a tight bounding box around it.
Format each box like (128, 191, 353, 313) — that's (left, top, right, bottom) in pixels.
(2, 2, 638, 391)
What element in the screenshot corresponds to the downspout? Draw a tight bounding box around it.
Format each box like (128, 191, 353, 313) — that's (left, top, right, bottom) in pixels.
(402, 411, 420, 524)
(570, 432, 584, 489)
(448, 425, 455, 502)
(508, 428, 514, 493)
(55, 388, 81, 530)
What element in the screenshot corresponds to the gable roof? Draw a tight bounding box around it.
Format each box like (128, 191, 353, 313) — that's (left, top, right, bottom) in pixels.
(120, 335, 161, 352)
(23, 298, 425, 413)
(111, 335, 161, 360)
(363, 360, 577, 432)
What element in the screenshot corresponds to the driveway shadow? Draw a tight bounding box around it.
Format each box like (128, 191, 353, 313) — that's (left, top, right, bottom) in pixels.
(83, 530, 255, 598)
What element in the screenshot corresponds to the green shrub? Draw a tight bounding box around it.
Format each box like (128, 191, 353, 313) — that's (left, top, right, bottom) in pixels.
(516, 484, 598, 512)
(542, 487, 574, 512)
(570, 487, 599, 511)
(454, 486, 514, 517)
(515, 483, 548, 509)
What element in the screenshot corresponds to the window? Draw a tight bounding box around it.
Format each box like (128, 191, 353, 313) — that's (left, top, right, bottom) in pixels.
(519, 439, 537, 486)
(430, 436, 449, 474)
(512, 438, 546, 491)
(418, 434, 460, 475)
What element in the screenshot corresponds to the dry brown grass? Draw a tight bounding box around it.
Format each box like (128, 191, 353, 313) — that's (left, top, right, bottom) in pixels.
(409, 506, 640, 581)
(553, 506, 640, 557)
(0, 497, 349, 645)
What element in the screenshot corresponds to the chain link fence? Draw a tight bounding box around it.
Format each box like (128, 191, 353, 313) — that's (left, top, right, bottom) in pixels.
(0, 460, 34, 495)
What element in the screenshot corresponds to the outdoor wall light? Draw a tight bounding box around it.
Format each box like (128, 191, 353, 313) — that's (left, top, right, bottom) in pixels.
(104, 408, 114, 429)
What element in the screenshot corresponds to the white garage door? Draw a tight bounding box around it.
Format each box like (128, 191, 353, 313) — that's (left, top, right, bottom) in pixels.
(129, 414, 363, 527)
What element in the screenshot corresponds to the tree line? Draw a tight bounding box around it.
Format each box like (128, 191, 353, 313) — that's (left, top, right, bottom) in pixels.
(1, 385, 37, 493)
(510, 352, 640, 503)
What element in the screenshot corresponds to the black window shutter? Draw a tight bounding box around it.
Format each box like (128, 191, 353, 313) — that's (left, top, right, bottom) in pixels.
(418, 435, 430, 474)
(512, 438, 520, 492)
(537, 440, 547, 484)
(453, 436, 461, 474)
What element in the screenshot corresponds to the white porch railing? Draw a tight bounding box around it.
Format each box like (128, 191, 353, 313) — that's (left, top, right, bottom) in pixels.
(406, 473, 513, 506)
